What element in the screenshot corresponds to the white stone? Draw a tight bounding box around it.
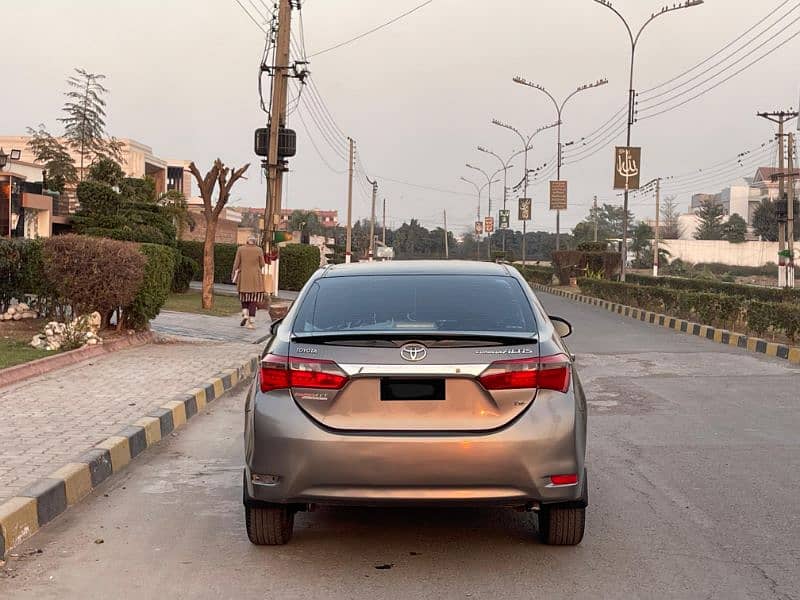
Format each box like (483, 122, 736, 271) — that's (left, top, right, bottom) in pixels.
(21, 312, 37, 319)
(87, 338, 99, 346)
(17, 303, 29, 311)
(12, 313, 22, 321)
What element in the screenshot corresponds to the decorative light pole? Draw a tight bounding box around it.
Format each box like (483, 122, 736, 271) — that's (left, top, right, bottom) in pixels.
(466, 163, 503, 259)
(477, 146, 515, 253)
(593, 0, 704, 280)
(491, 120, 560, 263)
(512, 77, 608, 251)
(460, 175, 499, 260)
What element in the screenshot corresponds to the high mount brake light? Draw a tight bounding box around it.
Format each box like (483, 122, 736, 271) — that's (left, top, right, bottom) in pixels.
(260, 355, 349, 393)
(478, 354, 571, 392)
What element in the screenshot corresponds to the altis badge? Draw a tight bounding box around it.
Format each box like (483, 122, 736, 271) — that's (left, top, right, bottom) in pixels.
(475, 348, 536, 355)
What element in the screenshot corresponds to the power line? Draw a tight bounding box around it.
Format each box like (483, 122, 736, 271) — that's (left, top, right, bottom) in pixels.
(309, 0, 436, 58)
(234, 0, 268, 32)
(641, 0, 797, 95)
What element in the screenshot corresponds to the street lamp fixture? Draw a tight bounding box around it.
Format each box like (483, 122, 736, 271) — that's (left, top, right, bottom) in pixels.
(592, 0, 704, 281)
(512, 77, 609, 250)
(491, 120, 560, 263)
(0, 148, 22, 172)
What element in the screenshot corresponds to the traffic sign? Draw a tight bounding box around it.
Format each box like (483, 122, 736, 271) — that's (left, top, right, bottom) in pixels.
(614, 146, 642, 190)
(499, 210, 510, 229)
(518, 198, 532, 221)
(484, 216, 495, 233)
(550, 181, 568, 211)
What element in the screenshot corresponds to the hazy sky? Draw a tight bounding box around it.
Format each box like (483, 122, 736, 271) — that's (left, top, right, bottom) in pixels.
(3, 0, 798, 235)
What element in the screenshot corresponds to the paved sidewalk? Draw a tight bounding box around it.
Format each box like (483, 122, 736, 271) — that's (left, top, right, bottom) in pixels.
(152, 311, 272, 343)
(0, 340, 258, 506)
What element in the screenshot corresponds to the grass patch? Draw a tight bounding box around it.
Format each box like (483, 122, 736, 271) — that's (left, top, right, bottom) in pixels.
(0, 338, 55, 369)
(163, 291, 242, 317)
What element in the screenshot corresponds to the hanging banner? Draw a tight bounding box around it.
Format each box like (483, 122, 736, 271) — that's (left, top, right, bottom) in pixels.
(499, 210, 510, 229)
(549, 181, 568, 210)
(484, 216, 495, 233)
(474, 221, 483, 235)
(614, 146, 642, 190)
(518, 198, 532, 221)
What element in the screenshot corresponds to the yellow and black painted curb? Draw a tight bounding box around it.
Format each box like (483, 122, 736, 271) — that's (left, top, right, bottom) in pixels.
(530, 282, 800, 365)
(0, 356, 260, 560)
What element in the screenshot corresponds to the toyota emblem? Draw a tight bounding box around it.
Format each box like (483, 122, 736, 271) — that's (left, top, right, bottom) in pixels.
(400, 343, 428, 362)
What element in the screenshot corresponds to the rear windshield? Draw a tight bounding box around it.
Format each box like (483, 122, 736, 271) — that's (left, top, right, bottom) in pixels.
(293, 275, 537, 334)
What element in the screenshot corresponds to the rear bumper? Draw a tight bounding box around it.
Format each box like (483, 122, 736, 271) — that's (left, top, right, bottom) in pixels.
(244, 382, 586, 508)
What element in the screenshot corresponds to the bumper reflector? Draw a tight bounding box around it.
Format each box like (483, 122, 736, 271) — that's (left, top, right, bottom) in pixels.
(550, 474, 579, 486)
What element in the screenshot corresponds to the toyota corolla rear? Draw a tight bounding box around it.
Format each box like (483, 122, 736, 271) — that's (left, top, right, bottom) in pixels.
(243, 261, 588, 545)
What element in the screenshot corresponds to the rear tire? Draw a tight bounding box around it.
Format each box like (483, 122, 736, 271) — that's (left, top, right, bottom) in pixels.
(245, 503, 294, 545)
(537, 505, 585, 546)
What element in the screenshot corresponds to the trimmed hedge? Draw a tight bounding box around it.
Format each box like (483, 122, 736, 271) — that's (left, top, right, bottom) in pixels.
(578, 278, 800, 342)
(123, 244, 176, 329)
(516, 265, 554, 285)
(177, 240, 239, 284)
(43, 235, 146, 326)
(552, 251, 621, 282)
(0, 239, 53, 312)
(625, 273, 800, 304)
(279, 244, 321, 291)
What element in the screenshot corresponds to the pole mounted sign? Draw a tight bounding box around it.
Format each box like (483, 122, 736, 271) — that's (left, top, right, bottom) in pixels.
(499, 209, 510, 229)
(518, 198, 532, 221)
(474, 221, 483, 235)
(484, 216, 495, 233)
(549, 181, 568, 211)
(614, 146, 642, 190)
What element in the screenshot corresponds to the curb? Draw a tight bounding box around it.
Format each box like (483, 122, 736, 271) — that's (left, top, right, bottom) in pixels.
(0, 355, 260, 560)
(0, 332, 156, 390)
(530, 282, 800, 366)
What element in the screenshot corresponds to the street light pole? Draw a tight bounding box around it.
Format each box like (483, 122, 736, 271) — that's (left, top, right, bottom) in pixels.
(477, 146, 515, 253)
(593, 0, 704, 281)
(461, 175, 500, 261)
(491, 120, 560, 264)
(466, 163, 503, 259)
(513, 77, 609, 251)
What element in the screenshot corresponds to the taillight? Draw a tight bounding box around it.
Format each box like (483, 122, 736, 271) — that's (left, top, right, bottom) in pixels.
(260, 355, 348, 393)
(550, 473, 579, 486)
(478, 354, 571, 393)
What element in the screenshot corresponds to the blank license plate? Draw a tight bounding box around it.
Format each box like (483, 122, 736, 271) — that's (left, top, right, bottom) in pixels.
(380, 378, 445, 401)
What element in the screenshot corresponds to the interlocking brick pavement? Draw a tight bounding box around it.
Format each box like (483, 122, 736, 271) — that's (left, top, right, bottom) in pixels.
(0, 340, 259, 504)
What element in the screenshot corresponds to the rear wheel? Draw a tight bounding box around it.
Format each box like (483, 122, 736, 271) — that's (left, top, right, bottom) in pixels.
(538, 505, 585, 546)
(245, 503, 294, 545)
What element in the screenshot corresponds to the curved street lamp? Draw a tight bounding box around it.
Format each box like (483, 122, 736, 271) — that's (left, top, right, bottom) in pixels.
(491, 120, 560, 263)
(466, 163, 504, 258)
(593, 0, 704, 280)
(460, 175, 499, 260)
(477, 146, 516, 253)
(512, 77, 608, 250)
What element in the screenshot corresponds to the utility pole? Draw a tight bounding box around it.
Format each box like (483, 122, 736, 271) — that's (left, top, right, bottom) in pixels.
(262, 0, 293, 296)
(382, 198, 387, 247)
(653, 178, 661, 277)
(443, 210, 449, 259)
(265, 0, 292, 250)
(788, 132, 796, 287)
(593, 195, 598, 242)
(758, 111, 798, 286)
(345, 137, 354, 263)
(367, 177, 377, 261)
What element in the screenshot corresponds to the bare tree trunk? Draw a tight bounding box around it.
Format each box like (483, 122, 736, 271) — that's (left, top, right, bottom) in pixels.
(203, 217, 217, 310)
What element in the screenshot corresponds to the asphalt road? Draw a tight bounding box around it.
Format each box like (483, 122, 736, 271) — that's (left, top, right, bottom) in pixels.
(2, 291, 799, 600)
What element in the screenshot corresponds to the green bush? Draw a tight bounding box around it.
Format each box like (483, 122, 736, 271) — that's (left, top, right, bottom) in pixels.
(0, 239, 53, 312)
(577, 242, 608, 252)
(123, 244, 176, 329)
(43, 235, 146, 325)
(172, 253, 199, 293)
(279, 244, 321, 291)
(177, 241, 239, 284)
(75, 180, 123, 215)
(552, 250, 621, 282)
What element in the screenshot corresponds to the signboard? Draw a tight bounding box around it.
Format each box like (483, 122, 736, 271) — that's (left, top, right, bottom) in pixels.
(474, 221, 483, 235)
(614, 146, 642, 190)
(499, 209, 510, 229)
(549, 181, 568, 211)
(484, 216, 495, 233)
(518, 198, 532, 221)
